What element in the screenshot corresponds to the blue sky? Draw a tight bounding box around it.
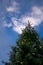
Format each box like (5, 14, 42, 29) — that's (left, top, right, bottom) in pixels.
(0, 0, 43, 65)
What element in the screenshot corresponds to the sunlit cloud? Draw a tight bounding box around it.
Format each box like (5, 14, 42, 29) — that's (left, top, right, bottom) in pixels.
(31, 6, 43, 21)
(11, 17, 26, 34)
(4, 6, 43, 34)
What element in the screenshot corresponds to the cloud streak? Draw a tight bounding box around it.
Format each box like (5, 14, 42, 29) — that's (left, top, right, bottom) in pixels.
(4, 6, 43, 34)
(3, 21, 12, 28)
(6, 1, 20, 13)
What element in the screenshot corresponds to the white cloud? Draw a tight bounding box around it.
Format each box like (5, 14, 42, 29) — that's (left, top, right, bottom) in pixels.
(6, 7, 14, 12)
(20, 16, 40, 26)
(6, 1, 20, 13)
(13, 25, 25, 34)
(11, 17, 26, 34)
(31, 6, 43, 20)
(5, 6, 43, 34)
(21, 6, 43, 27)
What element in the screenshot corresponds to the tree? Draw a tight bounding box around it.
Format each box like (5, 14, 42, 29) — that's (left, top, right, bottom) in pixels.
(3, 22, 43, 65)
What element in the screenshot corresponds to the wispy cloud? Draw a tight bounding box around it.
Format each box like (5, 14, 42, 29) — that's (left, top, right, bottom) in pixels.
(30, 6, 43, 22)
(4, 6, 43, 34)
(6, 1, 20, 13)
(21, 6, 43, 26)
(3, 21, 12, 28)
(11, 18, 26, 34)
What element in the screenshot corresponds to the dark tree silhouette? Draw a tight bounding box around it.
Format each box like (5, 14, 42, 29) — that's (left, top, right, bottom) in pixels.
(3, 21, 43, 65)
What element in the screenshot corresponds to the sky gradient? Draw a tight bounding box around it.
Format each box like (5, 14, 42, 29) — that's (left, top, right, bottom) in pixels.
(0, 0, 43, 65)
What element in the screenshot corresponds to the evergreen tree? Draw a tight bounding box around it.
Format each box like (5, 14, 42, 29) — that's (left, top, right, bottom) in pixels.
(3, 22, 43, 65)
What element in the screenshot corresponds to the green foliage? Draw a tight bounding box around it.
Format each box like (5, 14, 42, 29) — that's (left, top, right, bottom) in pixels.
(3, 22, 43, 65)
